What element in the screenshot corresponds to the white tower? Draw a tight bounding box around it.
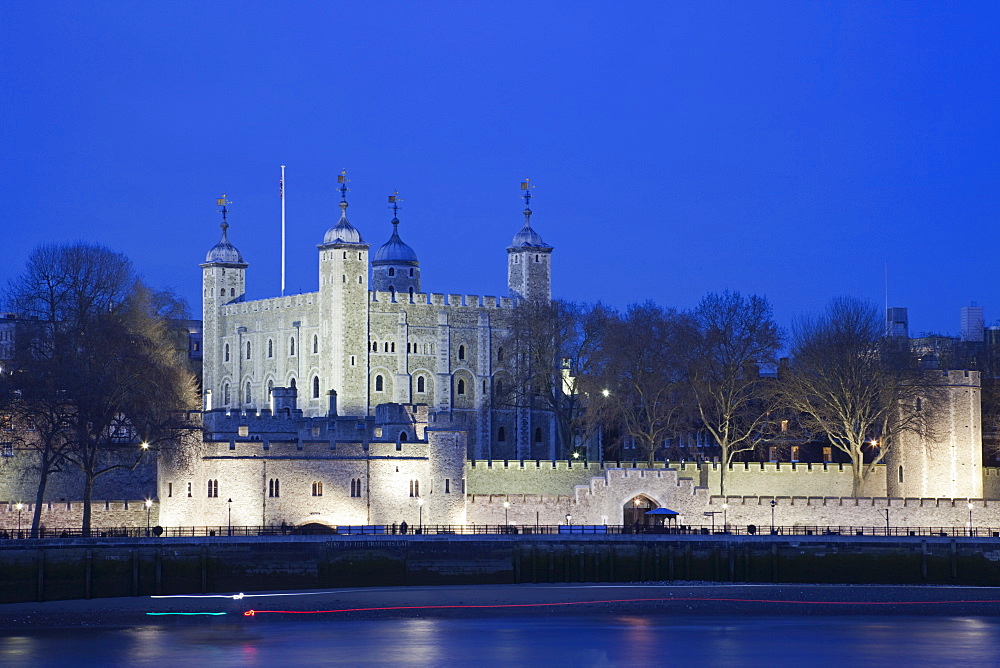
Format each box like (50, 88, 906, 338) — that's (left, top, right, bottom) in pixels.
(200, 196, 246, 410)
(507, 179, 553, 303)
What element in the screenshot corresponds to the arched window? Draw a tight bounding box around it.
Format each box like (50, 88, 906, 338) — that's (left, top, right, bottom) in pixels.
(391, 342, 396, 353)
(223, 383, 230, 405)
(290, 337, 296, 356)
(497, 347, 504, 362)
(498, 427, 506, 442)
(268, 478, 280, 498)
(916, 397, 922, 411)
(245, 382, 252, 404)
(220, 288, 225, 296)
(312, 481, 323, 497)
(224, 344, 230, 362)
(417, 376, 425, 393)
(375, 375, 384, 392)
(457, 378, 466, 395)
(246, 341, 251, 359)
(372, 341, 378, 352)
(458, 345, 466, 360)
(388, 267, 395, 276)
(351, 478, 362, 497)
(409, 268, 414, 277)
(898, 466, 904, 483)
(313, 335, 318, 354)
(399, 431, 408, 442)
(409, 480, 420, 497)
(268, 339, 273, 357)
(267, 380, 274, 396)
(207, 479, 218, 497)
(534, 427, 542, 443)
(384, 342, 390, 353)
(231, 287, 236, 296)
(290, 378, 296, 389)
(313, 376, 320, 398)
(535, 254, 539, 262)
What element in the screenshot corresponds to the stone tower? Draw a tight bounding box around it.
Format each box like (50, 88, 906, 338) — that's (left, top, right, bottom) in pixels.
(200, 207, 246, 411)
(507, 185, 553, 302)
(371, 214, 420, 300)
(318, 197, 370, 416)
(886, 369, 983, 499)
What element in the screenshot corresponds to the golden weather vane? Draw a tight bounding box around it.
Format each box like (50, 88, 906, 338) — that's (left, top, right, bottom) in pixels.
(217, 193, 232, 225)
(388, 190, 403, 217)
(520, 177, 534, 210)
(337, 169, 350, 202)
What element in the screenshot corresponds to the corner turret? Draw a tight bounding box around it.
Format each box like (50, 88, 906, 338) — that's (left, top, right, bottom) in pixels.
(507, 179, 553, 302)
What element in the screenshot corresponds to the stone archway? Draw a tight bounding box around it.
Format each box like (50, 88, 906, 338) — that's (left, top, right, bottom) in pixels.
(623, 494, 658, 528)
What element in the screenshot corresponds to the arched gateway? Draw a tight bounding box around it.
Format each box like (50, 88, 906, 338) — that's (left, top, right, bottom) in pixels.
(623, 494, 658, 527)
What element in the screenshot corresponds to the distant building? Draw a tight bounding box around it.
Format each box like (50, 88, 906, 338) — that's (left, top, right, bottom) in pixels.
(886, 307, 909, 338)
(962, 305, 985, 343)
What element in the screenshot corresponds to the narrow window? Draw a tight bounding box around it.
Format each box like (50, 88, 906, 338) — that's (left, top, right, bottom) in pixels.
(458, 345, 466, 360)
(916, 397, 922, 412)
(384, 342, 390, 353)
(312, 481, 323, 496)
(268, 339, 273, 357)
(898, 466, 904, 483)
(313, 376, 320, 398)
(168, 482, 172, 498)
(457, 379, 465, 395)
(780, 419, 789, 432)
(535, 254, 539, 262)
(358, 276, 362, 283)
(497, 346, 504, 362)
(290, 337, 295, 356)
(769, 446, 778, 462)
(498, 427, 506, 442)
(350, 479, 356, 497)
(534, 427, 542, 443)
(417, 376, 425, 393)
(791, 445, 800, 462)
(409, 268, 414, 277)
(391, 342, 395, 352)
(223, 383, 230, 405)
(187, 482, 192, 498)
(245, 382, 251, 404)
(313, 335, 318, 354)
(823, 447, 832, 463)
(343, 275, 346, 283)
(246, 341, 251, 359)
(343, 251, 347, 259)
(414, 480, 419, 496)
(231, 287, 236, 296)
(388, 267, 395, 276)
(268, 479, 274, 497)
(373, 341, 378, 352)
(375, 375, 384, 392)
(225, 344, 230, 362)
(409, 480, 414, 497)
(267, 380, 274, 396)
(399, 431, 408, 442)
(445, 479, 450, 494)
(290, 378, 296, 389)
(220, 288, 225, 296)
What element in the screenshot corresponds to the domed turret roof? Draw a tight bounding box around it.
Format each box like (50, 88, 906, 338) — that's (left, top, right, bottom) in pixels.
(372, 218, 418, 265)
(205, 222, 245, 264)
(323, 201, 365, 245)
(508, 208, 552, 249)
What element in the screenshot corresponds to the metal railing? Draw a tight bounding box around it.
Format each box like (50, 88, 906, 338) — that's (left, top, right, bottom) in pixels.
(1, 523, 998, 540)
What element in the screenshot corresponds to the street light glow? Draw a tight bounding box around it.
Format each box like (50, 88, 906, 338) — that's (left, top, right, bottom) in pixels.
(601, 389, 610, 397)
(140, 442, 149, 450)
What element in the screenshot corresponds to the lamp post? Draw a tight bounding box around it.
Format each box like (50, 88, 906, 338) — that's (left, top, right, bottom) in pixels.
(880, 508, 890, 536)
(722, 502, 729, 532)
(227, 498, 232, 536)
(968, 502, 974, 537)
(145, 499, 152, 536)
(565, 513, 572, 526)
(418, 497, 424, 533)
(15, 503, 23, 537)
(503, 500, 510, 527)
(770, 499, 777, 534)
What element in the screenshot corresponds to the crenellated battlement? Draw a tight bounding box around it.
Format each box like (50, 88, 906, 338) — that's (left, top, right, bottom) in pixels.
(221, 292, 318, 316)
(371, 291, 510, 309)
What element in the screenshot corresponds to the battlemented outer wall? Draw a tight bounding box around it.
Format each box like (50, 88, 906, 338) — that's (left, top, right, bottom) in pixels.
(465, 460, 682, 496)
(702, 462, 888, 498)
(0, 501, 158, 532)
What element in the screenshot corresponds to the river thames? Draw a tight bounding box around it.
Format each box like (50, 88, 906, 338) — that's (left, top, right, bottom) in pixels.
(2, 584, 998, 666)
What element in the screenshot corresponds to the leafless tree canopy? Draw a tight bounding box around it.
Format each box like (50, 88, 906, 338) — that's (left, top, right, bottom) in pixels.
(689, 291, 782, 494)
(2, 243, 199, 535)
(779, 297, 930, 496)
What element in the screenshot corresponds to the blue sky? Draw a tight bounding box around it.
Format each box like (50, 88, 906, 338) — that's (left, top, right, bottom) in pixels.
(3, 2, 999, 337)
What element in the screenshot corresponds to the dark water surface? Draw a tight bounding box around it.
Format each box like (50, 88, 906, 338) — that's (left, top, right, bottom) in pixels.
(2, 614, 998, 667)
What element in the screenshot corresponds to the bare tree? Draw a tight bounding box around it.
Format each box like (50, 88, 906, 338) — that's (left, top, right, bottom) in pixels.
(779, 297, 928, 496)
(5, 244, 199, 535)
(689, 291, 782, 495)
(584, 302, 692, 465)
(499, 299, 608, 457)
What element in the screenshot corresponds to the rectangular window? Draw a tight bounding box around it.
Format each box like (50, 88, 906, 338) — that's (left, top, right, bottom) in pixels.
(823, 447, 832, 463)
(168, 482, 172, 498)
(780, 419, 789, 433)
(790, 446, 800, 462)
(445, 478, 450, 494)
(768, 446, 778, 462)
(187, 482, 192, 497)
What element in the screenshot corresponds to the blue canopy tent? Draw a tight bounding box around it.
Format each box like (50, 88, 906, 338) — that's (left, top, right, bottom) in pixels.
(645, 507, 679, 527)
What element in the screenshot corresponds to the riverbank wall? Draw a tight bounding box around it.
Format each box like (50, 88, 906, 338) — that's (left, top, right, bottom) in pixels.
(3, 534, 1000, 604)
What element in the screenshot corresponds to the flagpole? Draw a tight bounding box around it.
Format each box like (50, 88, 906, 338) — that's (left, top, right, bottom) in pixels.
(280, 164, 286, 296)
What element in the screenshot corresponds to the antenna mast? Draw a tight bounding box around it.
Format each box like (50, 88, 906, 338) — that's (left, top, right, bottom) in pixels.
(280, 165, 286, 296)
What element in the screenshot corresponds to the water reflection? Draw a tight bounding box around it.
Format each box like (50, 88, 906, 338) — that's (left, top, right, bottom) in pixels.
(2, 615, 1000, 667)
